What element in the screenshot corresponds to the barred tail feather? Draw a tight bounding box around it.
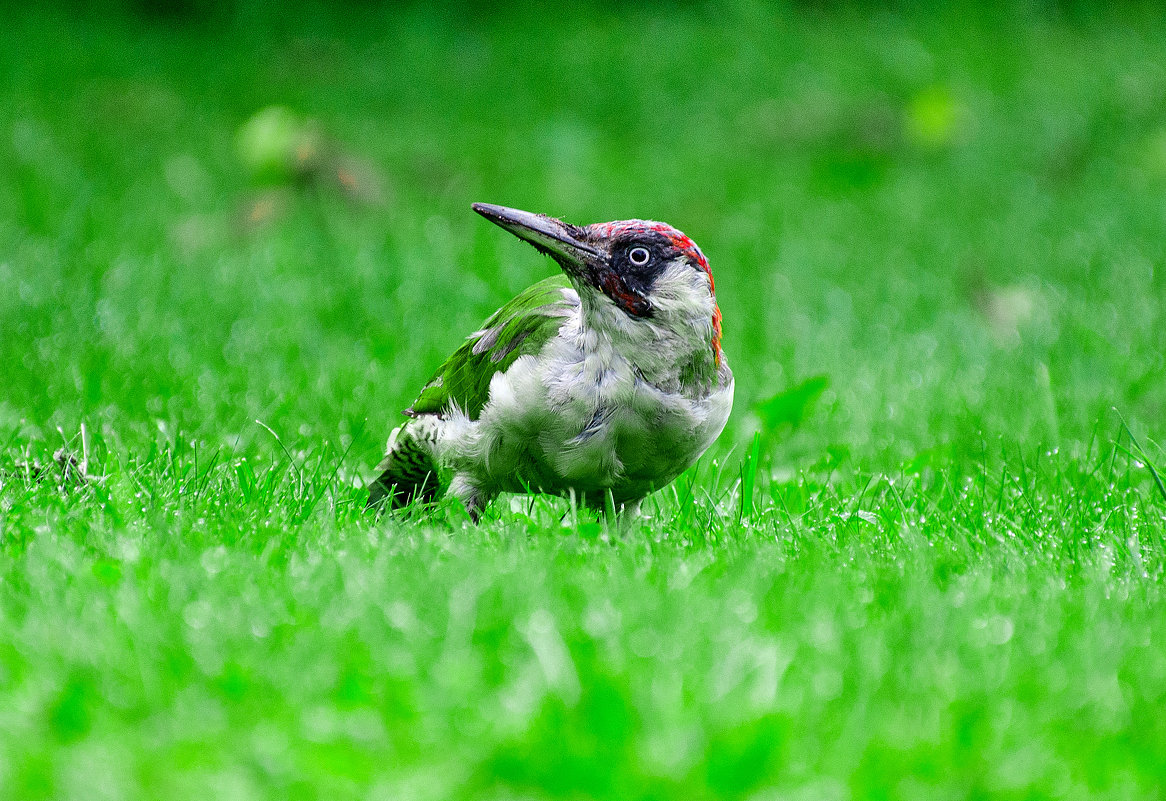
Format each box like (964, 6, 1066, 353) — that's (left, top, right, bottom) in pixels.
(367, 420, 442, 511)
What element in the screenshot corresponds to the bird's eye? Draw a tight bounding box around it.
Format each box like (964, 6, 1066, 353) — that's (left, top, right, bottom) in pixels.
(628, 247, 651, 266)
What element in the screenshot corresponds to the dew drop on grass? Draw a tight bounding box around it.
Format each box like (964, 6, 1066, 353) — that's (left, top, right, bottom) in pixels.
(201, 545, 228, 576)
(385, 600, 418, 633)
(183, 599, 213, 630)
(973, 615, 1014, 646)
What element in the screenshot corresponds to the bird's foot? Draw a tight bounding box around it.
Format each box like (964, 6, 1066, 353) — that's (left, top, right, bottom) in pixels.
(449, 474, 490, 524)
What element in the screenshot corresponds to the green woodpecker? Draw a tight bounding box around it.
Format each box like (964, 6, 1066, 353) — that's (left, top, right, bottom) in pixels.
(369, 203, 733, 520)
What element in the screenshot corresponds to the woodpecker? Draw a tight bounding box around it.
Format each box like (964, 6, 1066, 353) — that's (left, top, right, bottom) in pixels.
(368, 203, 733, 520)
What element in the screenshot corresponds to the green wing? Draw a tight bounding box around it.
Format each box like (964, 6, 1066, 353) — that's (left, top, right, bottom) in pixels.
(407, 275, 577, 420)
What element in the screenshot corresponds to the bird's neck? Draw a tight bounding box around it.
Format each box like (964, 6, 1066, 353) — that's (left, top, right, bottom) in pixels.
(573, 296, 724, 397)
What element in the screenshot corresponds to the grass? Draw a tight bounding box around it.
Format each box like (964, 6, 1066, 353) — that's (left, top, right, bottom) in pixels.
(2, 2, 1166, 798)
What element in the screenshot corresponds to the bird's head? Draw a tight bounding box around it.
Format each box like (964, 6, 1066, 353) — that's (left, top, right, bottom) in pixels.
(473, 203, 723, 365)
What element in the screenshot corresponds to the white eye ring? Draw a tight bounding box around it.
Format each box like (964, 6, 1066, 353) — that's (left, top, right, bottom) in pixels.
(628, 247, 651, 266)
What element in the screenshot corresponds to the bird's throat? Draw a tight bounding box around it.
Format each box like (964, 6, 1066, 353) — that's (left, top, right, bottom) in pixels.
(595, 267, 653, 319)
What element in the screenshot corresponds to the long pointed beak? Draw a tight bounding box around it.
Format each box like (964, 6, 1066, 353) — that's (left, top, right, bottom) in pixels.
(472, 203, 601, 268)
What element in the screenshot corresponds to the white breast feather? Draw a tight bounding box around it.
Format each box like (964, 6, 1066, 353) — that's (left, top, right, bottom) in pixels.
(435, 300, 733, 501)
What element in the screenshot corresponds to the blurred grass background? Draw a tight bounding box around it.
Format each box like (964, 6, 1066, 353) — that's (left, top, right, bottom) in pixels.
(1, 1, 1166, 799)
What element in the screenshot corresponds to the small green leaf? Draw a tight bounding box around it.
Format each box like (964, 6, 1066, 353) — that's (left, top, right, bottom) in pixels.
(754, 375, 829, 433)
